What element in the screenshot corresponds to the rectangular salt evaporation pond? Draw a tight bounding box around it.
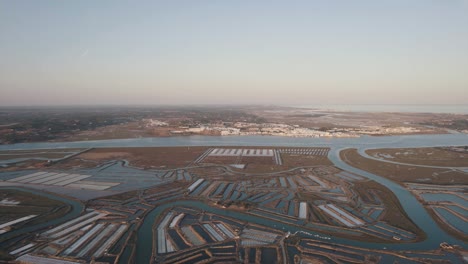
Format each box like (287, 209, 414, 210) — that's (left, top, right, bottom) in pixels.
(157, 211, 175, 253)
(203, 224, 224, 241)
(28, 173, 69, 184)
(260, 193, 284, 205)
(434, 207, 468, 234)
(43, 212, 98, 235)
(446, 205, 468, 217)
(421, 193, 468, 208)
(287, 178, 297, 189)
(253, 193, 275, 203)
(374, 222, 416, 239)
(318, 205, 357, 227)
(168, 229, 189, 250)
(0, 215, 36, 230)
(93, 225, 128, 258)
(43, 174, 80, 185)
(229, 190, 240, 200)
(216, 223, 235, 238)
(407, 184, 465, 192)
(16, 172, 58, 183)
(299, 202, 307, 219)
(193, 225, 215, 243)
(63, 224, 104, 255)
(16, 254, 82, 264)
(67, 183, 114, 190)
(169, 213, 184, 228)
(181, 226, 204, 246)
(76, 224, 116, 258)
(336, 171, 364, 181)
(274, 150, 282, 165)
(210, 148, 219, 155)
(369, 208, 384, 220)
(366, 225, 398, 238)
(288, 201, 296, 217)
(308, 175, 327, 188)
(46, 213, 107, 238)
(7, 171, 49, 182)
(279, 177, 287, 187)
(222, 183, 235, 199)
(328, 204, 364, 226)
(188, 179, 204, 193)
(247, 192, 267, 202)
(53, 174, 92, 186)
(241, 229, 278, 243)
(9, 243, 35, 255)
(188, 181, 208, 197)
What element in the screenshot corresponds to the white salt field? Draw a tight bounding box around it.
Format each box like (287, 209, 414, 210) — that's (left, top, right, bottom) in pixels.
(1, 133, 467, 263)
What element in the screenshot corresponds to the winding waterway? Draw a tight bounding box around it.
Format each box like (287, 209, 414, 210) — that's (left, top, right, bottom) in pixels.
(1, 133, 467, 261)
(0, 187, 84, 245)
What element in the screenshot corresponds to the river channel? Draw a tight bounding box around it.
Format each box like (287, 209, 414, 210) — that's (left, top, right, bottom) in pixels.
(1, 133, 467, 261)
(0, 187, 84, 245)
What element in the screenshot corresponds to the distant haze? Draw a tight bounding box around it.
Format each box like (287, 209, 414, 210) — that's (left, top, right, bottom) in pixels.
(1, 1, 467, 106)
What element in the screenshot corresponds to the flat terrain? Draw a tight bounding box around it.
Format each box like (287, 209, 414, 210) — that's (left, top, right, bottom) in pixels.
(199, 147, 332, 173)
(2, 106, 467, 144)
(250, 107, 455, 132)
(0, 189, 70, 233)
(352, 180, 424, 238)
(366, 146, 468, 167)
(340, 149, 468, 185)
(57, 146, 334, 173)
(63, 147, 208, 169)
(0, 148, 85, 161)
(0, 106, 263, 144)
(1, 145, 459, 263)
(281, 153, 332, 167)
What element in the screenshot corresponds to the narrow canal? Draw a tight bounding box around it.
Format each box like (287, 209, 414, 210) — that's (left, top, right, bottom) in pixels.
(0, 187, 84, 244)
(1, 133, 467, 262)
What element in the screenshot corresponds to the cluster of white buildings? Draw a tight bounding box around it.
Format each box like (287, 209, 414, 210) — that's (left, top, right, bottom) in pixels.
(169, 121, 428, 137)
(177, 123, 359, 138)
(145, 119, 169, 127)
(350, 126, 422, 135)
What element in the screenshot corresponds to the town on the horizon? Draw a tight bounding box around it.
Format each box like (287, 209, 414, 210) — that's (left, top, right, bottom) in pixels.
(1, 105, 468, 145)
(1, 0, 467, 263)
(0, 105, 467, 264)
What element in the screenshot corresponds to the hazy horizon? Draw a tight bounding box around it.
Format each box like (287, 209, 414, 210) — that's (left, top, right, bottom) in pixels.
(2, 104, 468, 115)
(1, 0, 468, 106)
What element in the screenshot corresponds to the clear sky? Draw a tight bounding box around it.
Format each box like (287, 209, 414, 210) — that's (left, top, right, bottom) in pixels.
(1, 0, 467, 106)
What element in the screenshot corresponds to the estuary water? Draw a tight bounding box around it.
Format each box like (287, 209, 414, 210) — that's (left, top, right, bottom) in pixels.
(0, 133, 467, 151)
(296, 104, 468, 114)
(1, 133, 467, 261)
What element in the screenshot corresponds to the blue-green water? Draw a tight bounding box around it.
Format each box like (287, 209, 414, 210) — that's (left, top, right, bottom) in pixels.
(1, 133, 467, 262)
(0, 133, 467, 151)
(0, 187, 84, 243)
(446, 205, 468, 218)
(434, 207, 468, 235)
(421, 193, 468, 208)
